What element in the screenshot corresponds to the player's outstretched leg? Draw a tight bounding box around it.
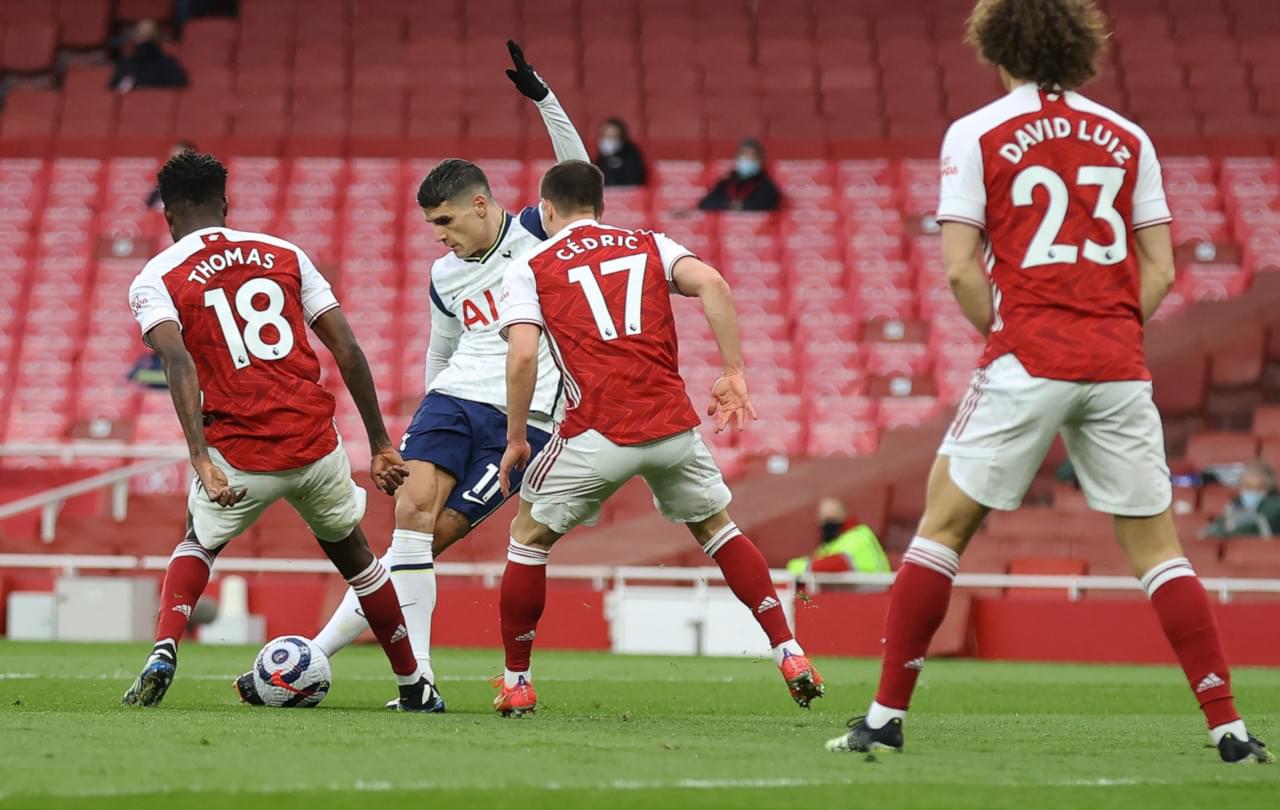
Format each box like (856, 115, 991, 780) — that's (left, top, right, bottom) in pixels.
(1116, 513, 1272, 763)
(124, 530, 216, 707)
(693, 512, 824, 708)
(316, 527, 441, 713)
(828, 457, 987, 752)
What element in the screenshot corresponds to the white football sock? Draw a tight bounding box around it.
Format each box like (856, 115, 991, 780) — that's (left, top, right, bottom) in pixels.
(313, 571, 374, 659)
(1210, 719, 1249, 746)
(771, 639, 804, 666)
(387, 530, 437, 684)
(866, 700, 907, 729)
(504, 668, 532, 688)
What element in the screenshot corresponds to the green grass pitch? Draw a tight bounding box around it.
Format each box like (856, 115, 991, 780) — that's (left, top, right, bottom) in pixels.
(0, 641, 1276, 809)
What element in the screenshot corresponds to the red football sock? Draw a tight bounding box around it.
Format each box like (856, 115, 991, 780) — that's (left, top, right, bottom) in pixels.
(874, 538, 959, 711)
(1143, 558, 1239, 729)
(501, 539, 549, 672)
(706, 528, 792, 647)
(347, 560, 419, 679)
(153, 540, 214, 654)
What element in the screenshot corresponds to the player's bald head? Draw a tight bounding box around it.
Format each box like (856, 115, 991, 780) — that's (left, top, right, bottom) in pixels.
(157, 150, 227, 212)
(417, 159, 492, 209)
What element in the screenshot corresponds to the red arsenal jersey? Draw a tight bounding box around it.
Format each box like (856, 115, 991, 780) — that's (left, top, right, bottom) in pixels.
(499, 220, 701, 445)
(128, 227, 340, 472)
(936, 84, 1173, 382)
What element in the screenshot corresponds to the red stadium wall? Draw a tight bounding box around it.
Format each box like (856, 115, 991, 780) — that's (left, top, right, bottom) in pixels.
(792, 592, 1280, 667)
(170, 574, 1280, 667)
(4, 567, 1277, 665)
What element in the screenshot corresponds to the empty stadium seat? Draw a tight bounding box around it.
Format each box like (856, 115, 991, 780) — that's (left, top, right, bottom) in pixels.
(1184, 432, 1260, 468)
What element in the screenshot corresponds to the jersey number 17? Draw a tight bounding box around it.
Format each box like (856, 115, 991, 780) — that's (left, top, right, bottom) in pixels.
(567, 253, 649, 341)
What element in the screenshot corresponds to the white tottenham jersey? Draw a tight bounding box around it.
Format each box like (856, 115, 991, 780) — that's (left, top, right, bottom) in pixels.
(426, 207, 562, 431)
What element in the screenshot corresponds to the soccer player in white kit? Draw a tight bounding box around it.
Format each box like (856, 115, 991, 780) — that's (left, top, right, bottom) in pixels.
(235, 42, 586, 710)
(827, 0, 1270, 763)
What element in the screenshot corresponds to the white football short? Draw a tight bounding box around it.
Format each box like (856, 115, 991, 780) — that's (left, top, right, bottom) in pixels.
(188, 441, 368, 550)
(521, 428, 732, 535)
(938, 353, 1172, 516)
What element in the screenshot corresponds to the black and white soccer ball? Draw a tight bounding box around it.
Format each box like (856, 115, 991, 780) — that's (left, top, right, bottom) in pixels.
(251, 636, 331, 708)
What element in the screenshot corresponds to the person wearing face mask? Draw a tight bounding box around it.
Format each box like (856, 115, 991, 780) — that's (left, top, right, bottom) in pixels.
(1202, 461, 1280, 539)
(698, 137, 782, 212)
(594, 118, 647, 186)
(787, 497, 890, 577)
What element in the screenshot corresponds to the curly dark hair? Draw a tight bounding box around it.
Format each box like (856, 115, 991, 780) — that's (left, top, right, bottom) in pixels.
(156, 150, 227, 210)
(965, 0, 1109, 90)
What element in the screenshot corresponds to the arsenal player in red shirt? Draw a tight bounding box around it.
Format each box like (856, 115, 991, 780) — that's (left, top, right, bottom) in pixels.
(122, 151, 440, 712)
(827, 0, 1270, 763)
(490, 160, 824, 716)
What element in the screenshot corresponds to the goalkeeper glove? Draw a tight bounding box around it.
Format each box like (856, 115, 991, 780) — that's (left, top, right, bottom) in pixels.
(505, 39, 550, 102)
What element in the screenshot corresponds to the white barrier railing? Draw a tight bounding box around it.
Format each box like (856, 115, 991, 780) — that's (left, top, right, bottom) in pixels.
(0, 457, 185, 542)
(0, 442, 187, 461)
(1, 554, 1278, 603)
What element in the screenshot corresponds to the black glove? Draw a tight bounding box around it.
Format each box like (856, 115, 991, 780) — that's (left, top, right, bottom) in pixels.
(505, 39, 549, 102)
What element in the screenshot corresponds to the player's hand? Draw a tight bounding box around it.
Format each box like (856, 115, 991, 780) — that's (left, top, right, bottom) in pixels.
(505, 40, 549, 101)
(707, 372, 759, 433)
(499, 439, 532, 498)
(370, 445, 410, 497)
(194, 457, 246, 508)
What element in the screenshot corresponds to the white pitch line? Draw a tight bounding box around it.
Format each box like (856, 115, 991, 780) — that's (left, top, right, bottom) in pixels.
(0, 774, 1176, 801)
(0, 672, 744, 684)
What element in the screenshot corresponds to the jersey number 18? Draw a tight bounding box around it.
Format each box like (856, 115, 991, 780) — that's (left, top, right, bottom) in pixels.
(204, 278, 295, 369)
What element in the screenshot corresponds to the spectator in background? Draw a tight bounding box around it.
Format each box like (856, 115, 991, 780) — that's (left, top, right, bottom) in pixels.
(787, 497, 890, 577)
(1202, 461, 1280, 539)
(111, 19, 188, 93)
(698, 137, 781, 212)
(148, 141, 198, 208)
(595, 118, 647, 186)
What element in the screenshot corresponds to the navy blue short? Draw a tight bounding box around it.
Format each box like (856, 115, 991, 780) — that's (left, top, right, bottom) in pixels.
(399, 392, 552, 526)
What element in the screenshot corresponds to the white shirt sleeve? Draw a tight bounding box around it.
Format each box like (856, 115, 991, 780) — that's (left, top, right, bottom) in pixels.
(299, 250, 340, 324)
(651, 232, 696, 282)
(424, 307, 462, 387)
(1132, 129, 1173, 230)
(535, 90, 590, 163)
(128, 268, 181, 338)
(498, 257, 544, 339)
(936, 119, 987, 228)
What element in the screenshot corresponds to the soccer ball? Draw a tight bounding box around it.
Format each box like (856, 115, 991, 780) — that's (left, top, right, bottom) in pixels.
(251, 636, 331, 708)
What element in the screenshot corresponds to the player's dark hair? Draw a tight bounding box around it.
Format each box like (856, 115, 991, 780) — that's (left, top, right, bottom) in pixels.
(156, 150, 227, 210)
(965, 0, 1108, 90)
(417, 159, 492, 209)
(540, 160, 605, 218)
